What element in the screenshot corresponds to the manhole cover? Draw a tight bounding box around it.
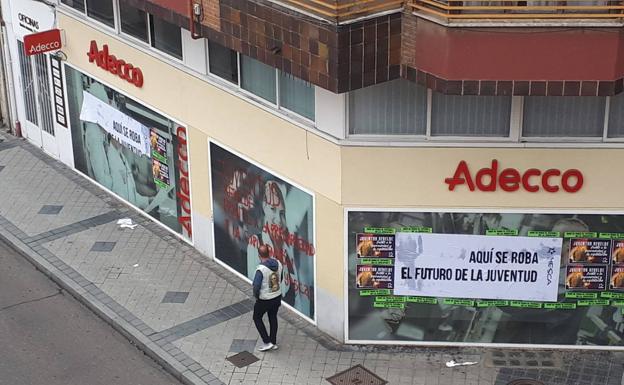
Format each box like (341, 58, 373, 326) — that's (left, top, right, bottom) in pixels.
(225, 351, 259, 368)
(326, 364, 388, 385)
(506, 380, 545, 385)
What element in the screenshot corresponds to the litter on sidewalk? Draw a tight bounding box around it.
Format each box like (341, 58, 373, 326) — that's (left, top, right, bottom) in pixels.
(117, 218, 137, 229)
(445, 359, 479, 367)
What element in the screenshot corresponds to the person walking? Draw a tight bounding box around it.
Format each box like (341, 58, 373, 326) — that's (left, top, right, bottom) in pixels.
(252, 244, 283, 351)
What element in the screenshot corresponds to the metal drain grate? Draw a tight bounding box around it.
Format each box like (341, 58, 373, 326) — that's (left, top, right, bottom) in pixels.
(226, 351, 259, 368)
(506, 380, 545, 385)
(326, 364, 388, 385)
(485, 350, 562, 369)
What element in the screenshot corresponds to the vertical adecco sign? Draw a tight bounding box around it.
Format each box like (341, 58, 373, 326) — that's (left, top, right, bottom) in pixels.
(10, 0, 55, 40)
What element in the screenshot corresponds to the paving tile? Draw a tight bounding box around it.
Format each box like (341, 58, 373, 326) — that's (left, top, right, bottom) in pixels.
(90, 241, 116, 252)
(162, 291, 190, 304)
(229, 339, 258, 353)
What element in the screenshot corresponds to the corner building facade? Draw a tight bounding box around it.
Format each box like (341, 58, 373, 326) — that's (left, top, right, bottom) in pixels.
(4, 0, 624, 348)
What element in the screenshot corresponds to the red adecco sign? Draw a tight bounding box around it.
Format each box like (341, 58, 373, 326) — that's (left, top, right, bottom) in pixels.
(445, 160, 584, 193)
(23, 29, 62, 56)
(87, 40, 144, 88)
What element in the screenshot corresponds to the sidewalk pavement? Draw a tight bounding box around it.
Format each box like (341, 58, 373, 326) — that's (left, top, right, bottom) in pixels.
(0, 129, 623, 385)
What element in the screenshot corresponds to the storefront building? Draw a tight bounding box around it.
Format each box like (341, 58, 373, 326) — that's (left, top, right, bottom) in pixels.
(2, 0, 624, 348)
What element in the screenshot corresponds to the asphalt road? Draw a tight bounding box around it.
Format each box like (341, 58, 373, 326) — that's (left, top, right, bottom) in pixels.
(0, 238, 181, 385)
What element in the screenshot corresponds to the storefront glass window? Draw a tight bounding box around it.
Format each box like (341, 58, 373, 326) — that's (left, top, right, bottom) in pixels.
(86, 0, 115, 28)
(64, 66, 192, 241)
(279, 72, 315, 121)
(149, 15, 182, 59)
(240, 56, 277, 104)
(210, 143, 315, 320)
(431, 93, 511, 137)
(523, 96, 605, 137)
(208, 41, 238, 84)
(120, 2, 149, 43)
(349, 79, 427, 136)
(61, 0, 85, 12)
(348, 210, 624, 346)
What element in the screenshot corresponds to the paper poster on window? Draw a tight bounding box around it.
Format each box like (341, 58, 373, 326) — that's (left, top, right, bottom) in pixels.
(356, 265, 394, 289)
(150, 129, 167, 162)
(393, 233, 562, 301)
(79, 91, 151, 156)
(611, 240, 624, 265)
(152, 158, 170, 189)
(210, 142, 315, 320)
(356, 233, 395, 258)
(566, 264, 608, 291)
(568, 238, 610, 264)
(610, 266, 624, 291)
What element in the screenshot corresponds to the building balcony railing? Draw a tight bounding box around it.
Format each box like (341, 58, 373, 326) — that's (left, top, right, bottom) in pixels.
(408, 0, 624, 24)
(274, 0, 404, 23)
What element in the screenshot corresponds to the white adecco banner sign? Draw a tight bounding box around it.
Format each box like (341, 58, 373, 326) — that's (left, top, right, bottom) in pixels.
(393, 232, 562, 301)
(79, 91, 151, 157)
(10, 0, 56, 40)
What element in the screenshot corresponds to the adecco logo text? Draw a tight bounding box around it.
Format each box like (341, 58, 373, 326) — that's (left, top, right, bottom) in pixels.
(88, 40, 144, 88)
(444, 160, 584, 193)
(23, 29, 62, 56)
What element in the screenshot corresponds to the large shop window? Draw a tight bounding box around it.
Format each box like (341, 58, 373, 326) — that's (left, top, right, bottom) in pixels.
(149, 15, 183, 59)
(431, 93, 511, 137)
(279, 72, 315, 121)
(210, 143, 315, 321)
(349, 79, 427, 135)
(523, 96, 606, 137)
(120, 2, 149, 43)
(240, 56, 277, 104)
(348, 211, 624, 346)
(208, 41, 238, 84)
(64, 66, 192, 241)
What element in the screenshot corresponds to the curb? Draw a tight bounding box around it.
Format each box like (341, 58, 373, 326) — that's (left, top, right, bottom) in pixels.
(0, 226, 210, 385)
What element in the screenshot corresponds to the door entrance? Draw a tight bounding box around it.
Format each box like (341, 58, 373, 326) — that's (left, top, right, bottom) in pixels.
(16, 40, 57, 157)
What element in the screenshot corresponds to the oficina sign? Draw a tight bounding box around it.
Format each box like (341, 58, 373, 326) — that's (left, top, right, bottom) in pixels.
(11, 0, 55, 40)
(23, 29, 62, 56)
(445, 160, 584, 193)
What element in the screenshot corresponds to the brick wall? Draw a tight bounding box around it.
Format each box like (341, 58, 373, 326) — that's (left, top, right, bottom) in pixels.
(117, 0, 624, 96)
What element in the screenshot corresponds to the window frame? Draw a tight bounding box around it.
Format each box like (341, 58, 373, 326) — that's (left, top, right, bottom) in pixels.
(148, 14, 184, 61)
(276, 71, 316, 122)
(238, 55, 279, 106)
(118, 1, 151, 45)
(519, 95, 611, 143)
(60, 0, 119, 32)
(347, 87, 515, 142)
(601, 96, 624, 142)
(347, 89, 624, 144)
(207, 40, 239, 85)
(206, 41, 315, 123)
